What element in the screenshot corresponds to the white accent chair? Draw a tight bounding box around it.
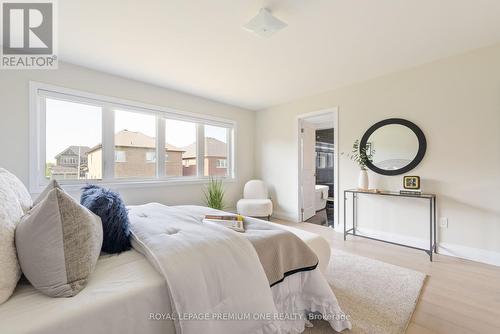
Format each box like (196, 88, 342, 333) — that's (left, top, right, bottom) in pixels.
(237, 180, 273, 220)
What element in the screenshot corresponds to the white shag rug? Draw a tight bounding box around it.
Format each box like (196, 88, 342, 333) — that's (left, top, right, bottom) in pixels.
(304, 250, 426, 334)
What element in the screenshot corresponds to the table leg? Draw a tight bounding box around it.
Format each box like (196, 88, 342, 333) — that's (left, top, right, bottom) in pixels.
(343, 192, 347, 241)
(353, 193, 357, 235)
(433, 196, 437, 253)
(429, 198, 433, 261)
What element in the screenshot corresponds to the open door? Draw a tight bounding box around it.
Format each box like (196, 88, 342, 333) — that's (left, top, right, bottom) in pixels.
(298, 108, 338, 226)
(300, 120, 316, 221)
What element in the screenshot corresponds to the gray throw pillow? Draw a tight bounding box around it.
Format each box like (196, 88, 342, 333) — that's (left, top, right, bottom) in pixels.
(15, 188, 103, 297)
(33, 179, 62, 207)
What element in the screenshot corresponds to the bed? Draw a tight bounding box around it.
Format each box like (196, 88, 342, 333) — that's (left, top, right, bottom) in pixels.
(0, 205, 349, 334)
(266, 220, 331, 273)
(0, 250, 175, 334)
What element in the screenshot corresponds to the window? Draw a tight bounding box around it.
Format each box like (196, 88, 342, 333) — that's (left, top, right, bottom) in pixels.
(115, 151, 126, 162)
(60, 157, 77, 165)
(316, 152, 333, 169)
(146, 151, 156, 163)
(114, 110, 156, 178)
(165, 119, 196, 177)
(45, 98, 102, 181)
(204, 125, 229, 177)
(327, 153, 333, 168)
(183, 159, 196, 167)
(216, 159, 227, 168)
(30, 82, 235, 192)
(317, 153, 326, 169)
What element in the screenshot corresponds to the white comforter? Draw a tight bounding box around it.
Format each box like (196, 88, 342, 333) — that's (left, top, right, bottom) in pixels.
(128, 204, 351, 334)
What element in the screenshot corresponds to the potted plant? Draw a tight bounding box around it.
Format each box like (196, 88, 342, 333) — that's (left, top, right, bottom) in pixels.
(204, 177, 225, 210)
(343, 140, 374, 190)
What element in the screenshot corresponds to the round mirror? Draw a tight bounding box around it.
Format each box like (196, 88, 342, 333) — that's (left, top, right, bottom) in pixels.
(360, 118, 426, 176)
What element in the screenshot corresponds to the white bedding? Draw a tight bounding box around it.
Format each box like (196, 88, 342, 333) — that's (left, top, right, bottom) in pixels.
(0, 250, 175, 334)
(129, 203, 280, 334)
(129, 204, 351, 334)
(0, 250, 346, 334)
(0, 204, 351, 334)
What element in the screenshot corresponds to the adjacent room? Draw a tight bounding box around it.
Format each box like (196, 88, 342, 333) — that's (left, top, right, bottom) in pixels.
(1, 1, 499, 334)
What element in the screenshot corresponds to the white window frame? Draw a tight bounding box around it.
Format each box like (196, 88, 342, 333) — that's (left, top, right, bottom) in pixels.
(115, 151, 127, 163)
(216, 159, 227, 169)
(145, 151, 156, 163)
(29, 81, 237, 193)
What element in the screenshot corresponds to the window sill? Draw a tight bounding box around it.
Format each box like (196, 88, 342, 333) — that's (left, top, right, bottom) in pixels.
(30, 176, 237, 195)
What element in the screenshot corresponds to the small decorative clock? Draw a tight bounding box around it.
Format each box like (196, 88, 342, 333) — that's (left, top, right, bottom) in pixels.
(403, 176, 420, 190)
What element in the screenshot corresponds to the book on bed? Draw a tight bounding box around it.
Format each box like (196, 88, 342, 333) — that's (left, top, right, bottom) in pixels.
(203, 214, 245, 232)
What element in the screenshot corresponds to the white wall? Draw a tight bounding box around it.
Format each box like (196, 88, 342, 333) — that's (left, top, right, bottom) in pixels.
(1, 45, 499, 265)
(0, 62, 255, 209)
(255, 44, 500, 264)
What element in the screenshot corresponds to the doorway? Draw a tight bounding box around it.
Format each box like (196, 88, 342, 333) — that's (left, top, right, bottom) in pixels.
(297, 108, 338, 227)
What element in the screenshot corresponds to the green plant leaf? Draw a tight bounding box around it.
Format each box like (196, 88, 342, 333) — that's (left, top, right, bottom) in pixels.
(204, 177, 225, 210)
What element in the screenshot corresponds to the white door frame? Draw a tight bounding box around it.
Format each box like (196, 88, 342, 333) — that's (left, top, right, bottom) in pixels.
(297, 107, 339, 225)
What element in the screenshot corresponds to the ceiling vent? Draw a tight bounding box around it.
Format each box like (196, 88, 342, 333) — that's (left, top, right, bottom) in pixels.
(243, 8, 287, 37)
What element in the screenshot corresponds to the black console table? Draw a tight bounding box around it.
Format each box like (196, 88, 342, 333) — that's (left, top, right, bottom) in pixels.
(343, 189, 437, 261)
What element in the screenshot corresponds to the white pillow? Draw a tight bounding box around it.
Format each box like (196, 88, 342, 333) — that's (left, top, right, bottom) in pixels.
(0, 168, 33, 213)
(0, 178, 24, 305)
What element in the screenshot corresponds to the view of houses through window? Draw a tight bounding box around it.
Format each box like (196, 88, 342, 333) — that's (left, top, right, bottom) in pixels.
(166, 119, 197, 177)
(45, 98, 102, 180)
(44, 97, 231, 181)
(204, 125, 228, 177)
(114, 109, 157, 178)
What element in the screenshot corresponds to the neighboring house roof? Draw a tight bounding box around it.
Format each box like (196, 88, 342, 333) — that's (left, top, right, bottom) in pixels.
(87, 130, 185, 153)
(115, 130, 155, 148)
(54, 146, 91, 159)
(182, 137, 227, 159)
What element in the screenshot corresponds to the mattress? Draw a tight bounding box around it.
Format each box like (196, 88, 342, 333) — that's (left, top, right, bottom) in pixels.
(0, 250, 175, 334)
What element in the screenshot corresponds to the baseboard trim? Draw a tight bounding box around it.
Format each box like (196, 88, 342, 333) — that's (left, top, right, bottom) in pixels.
(272, 210, 298, 223)
(350, 227, 500, 267)
(270, 210, 500, 267)
(437, 243, 500, 267)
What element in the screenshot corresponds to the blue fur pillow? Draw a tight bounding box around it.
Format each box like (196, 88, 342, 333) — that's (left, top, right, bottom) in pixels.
(80, 185, 131, 254)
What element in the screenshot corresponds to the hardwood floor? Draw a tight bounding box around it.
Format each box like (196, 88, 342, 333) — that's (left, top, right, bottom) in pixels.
(272, 219, 500, 334)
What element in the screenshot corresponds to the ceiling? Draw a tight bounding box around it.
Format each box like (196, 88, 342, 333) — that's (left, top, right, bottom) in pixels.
(59, 0, 500, 110)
